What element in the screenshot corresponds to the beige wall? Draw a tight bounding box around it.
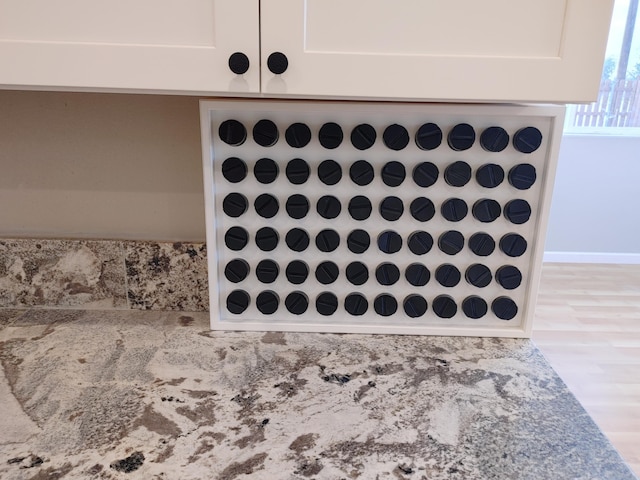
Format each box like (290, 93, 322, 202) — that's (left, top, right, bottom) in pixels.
(0, 90, 206, 242)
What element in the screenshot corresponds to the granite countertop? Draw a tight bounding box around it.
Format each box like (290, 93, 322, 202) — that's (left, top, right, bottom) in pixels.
(0, 309, 636, 480)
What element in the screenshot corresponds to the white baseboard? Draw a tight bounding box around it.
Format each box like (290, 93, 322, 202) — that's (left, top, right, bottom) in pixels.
(543, 251, 640, 264)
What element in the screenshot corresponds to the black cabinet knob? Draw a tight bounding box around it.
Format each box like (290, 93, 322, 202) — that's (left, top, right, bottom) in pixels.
(228, 52, 250, 75)
(267, 52, 288, 74)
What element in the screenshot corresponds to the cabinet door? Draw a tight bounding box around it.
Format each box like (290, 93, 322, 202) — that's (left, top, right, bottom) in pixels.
(0, 0, 259, 94)
(260, 0, 613, 102)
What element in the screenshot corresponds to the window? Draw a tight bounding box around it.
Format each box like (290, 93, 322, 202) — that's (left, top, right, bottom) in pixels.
(565, 0, 640, 134)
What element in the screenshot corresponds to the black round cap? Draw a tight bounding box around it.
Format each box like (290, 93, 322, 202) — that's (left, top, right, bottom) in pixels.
(317, 195, 342, 219)
(436, 264, 461, 287)
(383, 124, 410, 151)
(285, 228, 310, 252)
(256, 290, 279, 315)
(448, 123, 475, 151)
(351, 124, 376, 150)
(286, 158, 310, 184)
(348, 196, 372, 220)
(405, 263, 430, 286)
(222, 157, 247, 183)
(256, 259, 279, 283)
(350, 160, 374, 186)
(504, 199, 532, 224)
(438, 230, 465, 255)
(381, 161, 406, 187)
(465, 264, 492, 288)
(224, 259, 249, 283)
(319, 122, 343, 149)
(225, 226, 248, 251)
(285, 123, 311, 148)
(254, 193, 279, 218)
(227, 290, 250, 314)
(473, 199, 502, 223)
(378, 231, 403, 254)
(415, 123, 443, 150)
(316, 292, 338, 316)
(374, 294, 398, 316)
(345, 293, 368, 316)
(492, 297, 518, 320)
(228, 52, 250, 75)
(413, 162, 439, 187)
(318, 160, 342, 185)
(380, 196, 404, 221)
(347, 229, 370, 254)
(252, 119, 279, 147)
(444, 161, 472, 187)
(223, 193, 248, 217)
(375, 263, 400, 286)
(286, 260, 309, 284)
(480, 126, 509, 152)
(496, 265, 522, 290)
(346, 262, 369, 286)
(404, 295, 428, 318)
(255, 227, 279, 252)
(410, 197, 436, 222)
(286, 194, 310, 219)
(433, 295, 457, 318)
(285, 291, 309, 315)
(219, 119, 247, 146)
(500, 233, 528, 257)
(513, 127, 542, 153)
(509, 164, 537, 190)
(468, 232, 496, 256)
(476, 163, 505, 188)
(254, 158, 279, 184)
(267, 52, 288, 75)
(315, 261, 339, 285)
(441, 198, 468, 222)
(408, 231, 433, 255)
(462, 296, 488, 319)
(315, 229, 340, 252)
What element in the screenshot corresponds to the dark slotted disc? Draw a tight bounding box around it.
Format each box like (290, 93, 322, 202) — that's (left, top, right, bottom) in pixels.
(254, 193, 279, 218)
(285, 292, 309, 315)
(441, 198, 468, 222)
(254, 158, 279, 184)
(347, 229, 370, 254)
(286, 260, 309, 284)
(438, 230, 464, 255)
(381, 161, 406, 187)
(349, 196, 372, 220)
(476, 164, 505, 188)
(408, 231, 433, 255)
(509, 164, 537, 190)
(444, 161, 472, 187)
(318, 160, 343, 185)
(255, 227, 279, 251)
(319, 122, 343, 149)
(316, 292, 338, 316)
(473, 199, 501, 223)
(465, 264, 492, 288)
(405, 263, 430, 286)
(224, 259, 249, 283)
(480, 126, 509, 152)
(448, 123, 475, 151)
(351, 124, 377, 150)
(316, 261, 339, 285)
(433, 295, 457, 318)
(223, 193, 248, 217)
(286, 228, 310, 252)
(219, 120, 247, 146)
(316, 229, 340, 252)
(286, 194, 310, 219)
(462, 296, 488, 319)
(436, 264, 461, 287)
(378, 231, 403, 254)
(496, 265, 523, 290)
(286, 158, 310, 184)
(500, 233, 528, 257)
(374, 294, 398, 316)
(256, 259, 279, 283)
(413, 162, 439, 187)
(375, 263, 400, 286)
(410, 197, 435, 222)
(222, 157, 247, 183)
(513, 127, 542, 154)
(252, 119, 279, 147)
(404, 295, 428, 318)
(257, 290, 279, 315)
(350, 160, 374, 186)
(285, 122, 311, 148)
(380, 196, 404, 221)
(225, 226, 248, 251)
(492, 297, 518, 320)
(317, 195, 342, 219)
(504, 199, 532, 224)
(383, 124, 410, 151)
(226, 290, 249, 314)
(415, 123, 443, 150)
(346, 262, 369, 285)
(345, 293, 368, 316)
(469, 232, 496, 256)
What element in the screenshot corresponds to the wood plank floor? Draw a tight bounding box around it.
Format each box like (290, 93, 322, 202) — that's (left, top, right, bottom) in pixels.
(533, 263, 640, 477)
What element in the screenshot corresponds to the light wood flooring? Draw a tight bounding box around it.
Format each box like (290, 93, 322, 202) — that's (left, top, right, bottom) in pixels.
(533, 263, 640, 477)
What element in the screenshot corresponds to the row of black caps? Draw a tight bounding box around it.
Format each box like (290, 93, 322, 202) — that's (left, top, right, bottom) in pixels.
(226, 289, 518, 320)
(223, 193, 532, 225)
(219, 119, 543, 154)
(223, 157, 537, 190)
(225, 227, 527, 257)
(225, 258, 522, 290)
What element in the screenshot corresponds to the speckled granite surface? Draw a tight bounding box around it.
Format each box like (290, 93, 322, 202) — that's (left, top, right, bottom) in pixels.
(0, 310, 635, 480)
